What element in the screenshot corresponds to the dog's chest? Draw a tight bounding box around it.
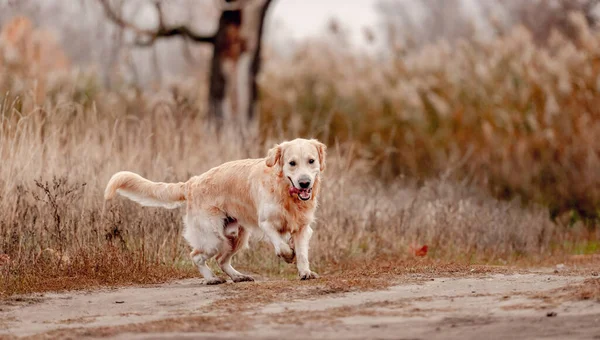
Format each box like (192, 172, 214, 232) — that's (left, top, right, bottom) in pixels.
(277, 202, 315, 233)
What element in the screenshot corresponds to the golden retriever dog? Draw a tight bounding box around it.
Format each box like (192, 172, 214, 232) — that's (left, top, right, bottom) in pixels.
(104, 138, 326, 284)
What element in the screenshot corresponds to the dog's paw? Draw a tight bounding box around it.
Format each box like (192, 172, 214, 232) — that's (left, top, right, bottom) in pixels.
(278, 251, 296, 264)
(299, 271, 320, 280)
(277, 246, 296, 264)
(232, 275, 255, 283)
(205, 278, 227, 285)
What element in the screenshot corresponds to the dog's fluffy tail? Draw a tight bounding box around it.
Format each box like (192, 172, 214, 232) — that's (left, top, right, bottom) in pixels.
(104, 171, 186, 209)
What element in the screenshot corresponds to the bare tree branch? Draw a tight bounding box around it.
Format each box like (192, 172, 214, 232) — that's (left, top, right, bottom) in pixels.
(99, 0, 216, 46)
(98, 0, 274, 127)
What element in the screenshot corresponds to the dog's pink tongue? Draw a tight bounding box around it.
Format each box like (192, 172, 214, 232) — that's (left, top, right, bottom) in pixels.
(289, 187, 300, 195)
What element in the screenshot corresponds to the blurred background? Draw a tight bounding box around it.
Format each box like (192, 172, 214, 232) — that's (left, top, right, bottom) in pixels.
(3, 1, 598, 82)
(1, 0, 600, 293)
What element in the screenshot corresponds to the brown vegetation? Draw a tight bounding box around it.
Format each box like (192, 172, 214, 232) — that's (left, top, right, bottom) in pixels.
(1, 11, 599, 298)
(260, 12, 600, 220)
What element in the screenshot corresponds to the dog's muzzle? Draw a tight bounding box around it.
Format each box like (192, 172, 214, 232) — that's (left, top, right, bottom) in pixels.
(289, 186, 312, 201)
(288, 176, 312, 201)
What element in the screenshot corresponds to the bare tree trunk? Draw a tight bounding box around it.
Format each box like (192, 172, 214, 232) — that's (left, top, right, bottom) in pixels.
(209, 0, 272, 129)
(99, 0, 274, 129)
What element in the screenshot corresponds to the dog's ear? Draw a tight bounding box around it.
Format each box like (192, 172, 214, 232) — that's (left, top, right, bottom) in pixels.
(311, 139, 327, 172)
(265, 144, 282, 167)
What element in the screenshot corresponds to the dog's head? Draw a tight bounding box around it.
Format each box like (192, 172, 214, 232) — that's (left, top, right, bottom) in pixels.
(266, 138, 327, 201)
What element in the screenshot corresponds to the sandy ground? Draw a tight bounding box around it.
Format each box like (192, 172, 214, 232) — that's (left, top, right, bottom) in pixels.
(1, 269, 600, 340)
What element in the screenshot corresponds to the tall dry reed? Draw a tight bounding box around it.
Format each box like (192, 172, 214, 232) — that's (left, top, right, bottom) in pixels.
(260, 12, 600, 221)
(0, 13, 598, 297)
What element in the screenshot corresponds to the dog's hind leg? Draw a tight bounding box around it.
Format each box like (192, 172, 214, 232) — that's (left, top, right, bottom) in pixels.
(216, 227, 254, 283)
(190, 248, 225, 285)
(184, 212, 227, 285)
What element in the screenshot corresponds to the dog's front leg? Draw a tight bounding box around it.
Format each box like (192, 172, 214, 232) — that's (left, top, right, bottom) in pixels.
(293, 225, 319, 280)
(259, 220, 295, 263)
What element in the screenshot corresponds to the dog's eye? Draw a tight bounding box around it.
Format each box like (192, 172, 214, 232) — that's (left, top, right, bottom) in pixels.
(308, 159, 315, 164)
(289, 161, 296, 167)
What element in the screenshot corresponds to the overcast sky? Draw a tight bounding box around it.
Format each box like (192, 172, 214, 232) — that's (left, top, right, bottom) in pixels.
(269, 0, 378, 38)
(265, 0, 485, 50)
(266, 0, 380, 48)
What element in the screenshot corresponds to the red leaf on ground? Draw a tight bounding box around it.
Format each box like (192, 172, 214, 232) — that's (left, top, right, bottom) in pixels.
(410, 245, 428, 257)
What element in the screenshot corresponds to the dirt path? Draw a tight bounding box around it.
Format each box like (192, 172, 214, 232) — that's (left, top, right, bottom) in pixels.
(2, 270, 600, 339)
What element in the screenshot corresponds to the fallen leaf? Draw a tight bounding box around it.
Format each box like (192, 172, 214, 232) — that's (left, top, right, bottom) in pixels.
(409, 244, 428, 257)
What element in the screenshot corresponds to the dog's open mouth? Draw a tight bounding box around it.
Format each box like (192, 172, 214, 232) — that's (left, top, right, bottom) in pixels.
(289, 186, 312, 201)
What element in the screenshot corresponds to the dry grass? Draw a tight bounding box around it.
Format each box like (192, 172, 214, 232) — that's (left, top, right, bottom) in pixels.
(260, 12, 600, 221)
(1, 13, 599, 298)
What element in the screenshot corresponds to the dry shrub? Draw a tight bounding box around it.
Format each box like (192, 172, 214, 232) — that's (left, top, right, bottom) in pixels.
(0, 15, 598, 297)
(260, 12, 600, 221)
(506, 0, 599, 45)
(0, 16, 74, 111)
(0, 96, 572, 296)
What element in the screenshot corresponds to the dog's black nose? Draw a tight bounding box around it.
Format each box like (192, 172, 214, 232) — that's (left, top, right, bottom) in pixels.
(299, 179, 311, 188)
